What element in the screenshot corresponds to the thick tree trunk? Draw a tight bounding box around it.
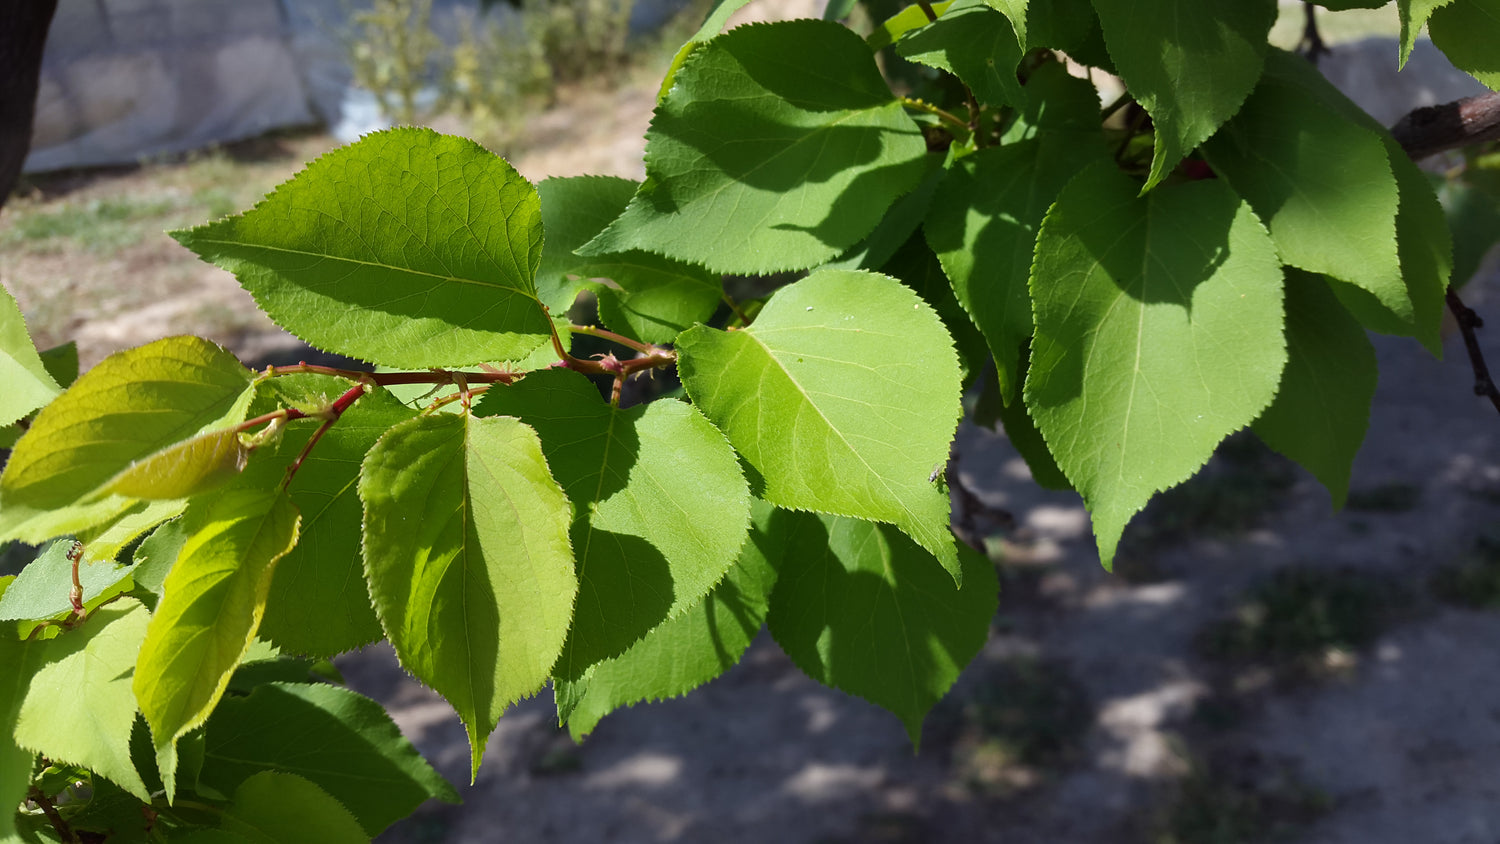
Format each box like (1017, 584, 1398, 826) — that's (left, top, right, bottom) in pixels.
(0, 0, 60, 210)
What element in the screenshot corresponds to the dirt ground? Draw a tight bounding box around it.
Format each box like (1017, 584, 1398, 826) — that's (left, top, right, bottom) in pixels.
(6, 6, 1500, 843)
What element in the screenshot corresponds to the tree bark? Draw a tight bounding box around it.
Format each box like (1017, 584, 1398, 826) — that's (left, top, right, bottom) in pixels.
(1391, 91, 1500, 162)
(0, 0, 60, 211)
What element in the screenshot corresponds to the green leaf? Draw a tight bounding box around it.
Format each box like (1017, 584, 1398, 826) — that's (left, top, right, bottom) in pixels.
(1426, 0, 1500, 88)
(989, 352, 1071, 491)
(37, 342, 78, 390)
(1092, 0, 1275, 190)
(822, 151, 946, 274)
(0, 336, 255, 545)
(1023, 0, 1101, 56)
(0, 285, 60, 429)
(476, 369, 751, 679)
(579, 20, 930, 274)
(1025, 163, 1285, 568)
(555, 498, 781, 739)
(202, 683, 458, 836)
(359, 413, 575, 782)
(0, 539, 131, 623)
(101, 429, 250, 501)
(1252, 270, 1377, 509)
(1202, 66, 1406, 323)
(983, 0, 1028, 44)
(134, 488, 300, 795)
(925, 64, 1108, 403)
(897, 0, 1026, 108)
(131, 517, 188, 609)
(766, 512, 997, 744)
(1254, 50, 1449, 354)
(677, 268, 964, 581)
(1434, 166, 1500, 287)
(878, 234, 991, 390)
(81, 498, 189, 565)
(0, 638, 40, 844)
(238, 376, 415, 657)
(172, 128, 552, 368)
(867, 1, 954, 51)
(220, 772, 367, 844)
(1400, 0, 1456, 65)
(536, 176, 722, 344)
(14, 599, 151, 800)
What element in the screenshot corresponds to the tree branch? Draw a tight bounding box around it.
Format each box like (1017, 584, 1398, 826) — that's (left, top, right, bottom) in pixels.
(1391, 91, 1500, 161)
(1389, 94, 1500, 419)
(1444, 288, 1500, 415)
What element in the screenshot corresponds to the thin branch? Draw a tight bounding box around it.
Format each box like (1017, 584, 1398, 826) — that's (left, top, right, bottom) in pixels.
(914, 0, 938, 21)
(568, 323, 655, 356)
(1298, 1, 1329, 64)
(1444, 288, 1500, 415)
(28, 787, 79, 844)
(1388, 94, 1500, 420)
(901, 97, 971, 135)
(1391, 92, 1500, 161)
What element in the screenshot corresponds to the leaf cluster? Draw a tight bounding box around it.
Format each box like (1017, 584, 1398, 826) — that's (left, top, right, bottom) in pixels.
(3, 0, 1499, 838)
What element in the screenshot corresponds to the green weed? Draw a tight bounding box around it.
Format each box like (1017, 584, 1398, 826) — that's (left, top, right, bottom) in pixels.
(1152, 751, 1330, 844)
(1197, 567, 1407, 673)
(948, 658, 1092, 795)
(1430, 532, 1500, 609)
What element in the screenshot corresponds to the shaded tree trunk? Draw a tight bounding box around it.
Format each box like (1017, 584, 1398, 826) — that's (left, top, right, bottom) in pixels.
(0, 0, 60, 210)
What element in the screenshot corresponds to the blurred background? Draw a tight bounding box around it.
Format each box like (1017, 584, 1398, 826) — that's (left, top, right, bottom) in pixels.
(5, 1, 1500, 842)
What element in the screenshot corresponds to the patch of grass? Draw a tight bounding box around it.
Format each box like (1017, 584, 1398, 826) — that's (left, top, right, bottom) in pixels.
(1127, 433, 1297, 551)
(1345, 482, 1423, 513)
(2, 195, 179, 253)
(948, 658, 1093, 795)
(1197, 567, 1408, 674)
(1152, 751, 1330, 844)
(1430, 532, 1500, 610)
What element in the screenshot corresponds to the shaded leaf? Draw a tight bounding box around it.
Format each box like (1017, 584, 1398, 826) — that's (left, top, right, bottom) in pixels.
(926, 63, 1108, 402)
(1092, 0, 1275, 190)
(203, 683, 458, 836)
(537, 176, 722, 344)
(477, 369, 750, 679)
(1253, 270, 1377, 509)
(678, 269, 964, 581)
(238, 376, 415, 657)
(1203, 67, 1405, 322)
(360, 413, 575, 781)
(172, 128, 552, 368)
(767, 512, 997, 744)
(555, 499, 780, 739)
(898, 0, 1026, 108)
(220, 772, 366, 844)
(134, 489, 300, 795)
(580, 20, 929, 274)
(1025, 164, 1285, 567)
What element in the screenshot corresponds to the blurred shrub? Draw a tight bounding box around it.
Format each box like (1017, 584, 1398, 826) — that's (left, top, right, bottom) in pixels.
(340, 0, 655, 144)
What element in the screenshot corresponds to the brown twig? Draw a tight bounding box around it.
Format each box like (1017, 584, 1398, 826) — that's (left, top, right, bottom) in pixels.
(28, 786, 79, 844)
(1298, 1, 1329, 64)
(1444, 288, 1500, 415)
(1391, 92, 1500, 161)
